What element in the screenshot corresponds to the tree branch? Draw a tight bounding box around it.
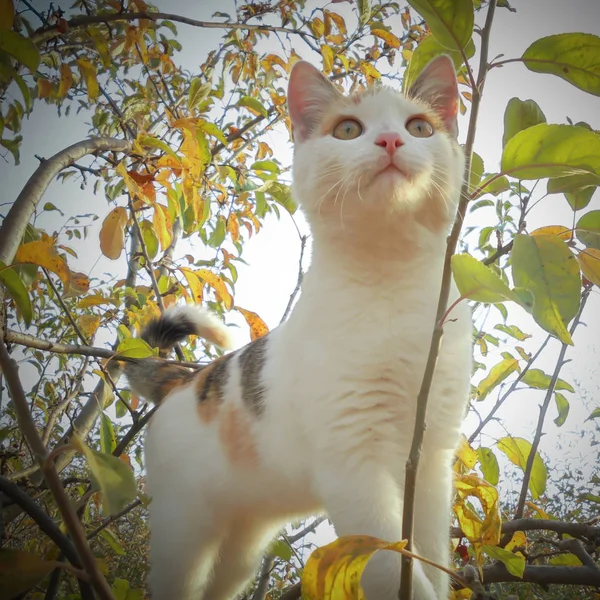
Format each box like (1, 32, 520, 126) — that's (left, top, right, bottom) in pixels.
(0, 137, 131, 266)
(280, 234, 307, 324)
(0, 339, 115, 600)
(515, 286, 591, 518)
(399, 2, 498, 598)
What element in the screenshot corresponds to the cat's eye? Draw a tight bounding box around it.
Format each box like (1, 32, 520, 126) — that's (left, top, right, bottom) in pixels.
(406, 117, 434, 138)
(332, 118, 363, 140)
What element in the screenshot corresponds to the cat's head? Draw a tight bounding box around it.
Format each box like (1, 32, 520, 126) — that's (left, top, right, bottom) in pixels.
(288, 56, 464, 234)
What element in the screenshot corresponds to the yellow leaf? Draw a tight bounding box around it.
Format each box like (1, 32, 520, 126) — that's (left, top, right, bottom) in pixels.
(505, 531, 527, 554)
(531, 225, 571, 240)
(0, 0, 15, 31)
(153, 204, 172, 251)
(577, 248, 600, 286)
(57, 63, 73, 99)
(360, 61, 381, 81)
(453, 473, 501, 555)
(63, 271, 90, 298)
(99, 207, 128, 260)
(525, 501, 550, 519)
(79, 295, 112, 309)
(310, 17, 325, 38)
(180, 268, 204, 303)
(77, 58, 99, 101)
(37, 78, 53, 99)
(237, 307, 269, 341)
(77, 315, 101, 339)
(454, 435, 477, 471)
(302, 536, 408, 600)
(227, 214, 240, 243)
(321, 44, 335, 75)
(196, 269, 233, 310)
(371, 28, 401, 49)
(326, 10, 347, 35)
(15, 240, 70, 284)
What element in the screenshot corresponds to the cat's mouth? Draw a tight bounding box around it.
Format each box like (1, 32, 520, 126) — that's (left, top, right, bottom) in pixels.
(374, 161, 410, 180)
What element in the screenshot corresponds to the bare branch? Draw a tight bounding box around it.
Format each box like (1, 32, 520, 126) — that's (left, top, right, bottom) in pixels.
(280, 235, 308, 324)
(399, 2, 498, 598)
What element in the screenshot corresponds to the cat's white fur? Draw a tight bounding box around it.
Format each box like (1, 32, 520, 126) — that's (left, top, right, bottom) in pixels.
(141, 56, 472, 600)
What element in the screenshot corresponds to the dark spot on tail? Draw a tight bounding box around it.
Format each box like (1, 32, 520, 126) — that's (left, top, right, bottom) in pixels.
(142, 314, 197, 350)
(239, 335, 268, 416)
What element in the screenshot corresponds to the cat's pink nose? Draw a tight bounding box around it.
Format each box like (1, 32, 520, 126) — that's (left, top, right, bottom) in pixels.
(375, 132, 404, 155)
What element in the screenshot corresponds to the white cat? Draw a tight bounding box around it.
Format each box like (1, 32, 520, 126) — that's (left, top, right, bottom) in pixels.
(126, 55, 472, 600)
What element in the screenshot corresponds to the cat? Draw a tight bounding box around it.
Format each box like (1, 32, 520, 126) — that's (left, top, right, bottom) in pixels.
(126, 55, 473, 600)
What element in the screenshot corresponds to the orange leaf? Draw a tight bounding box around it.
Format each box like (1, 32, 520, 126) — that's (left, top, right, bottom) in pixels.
(236, 307, 269, 341)
(57, 63, 73, 99)
(371, 28, 401, 48)
(15, 240, 70, 284)
(77, 315, 101, 339)
(196, 269, 233, 310)
(63, 271, 90, 298)
(227, 214, 240, 243)
(99, 207, 128, 260)
(37, 78, 53, 99)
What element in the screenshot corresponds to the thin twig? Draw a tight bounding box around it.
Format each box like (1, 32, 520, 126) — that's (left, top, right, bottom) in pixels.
(515, 286, 591, 518)
(399, 3, 498, 598)
(280, 235, 307, 324)
(0, 339, 116, 600)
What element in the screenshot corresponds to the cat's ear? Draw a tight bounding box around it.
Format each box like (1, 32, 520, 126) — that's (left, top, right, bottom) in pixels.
(406, 55, 459, 138)
(288, 61, 340, 142)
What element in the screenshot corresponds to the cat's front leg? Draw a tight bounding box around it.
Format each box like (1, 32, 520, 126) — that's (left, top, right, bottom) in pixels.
(315, 464, 437, 600)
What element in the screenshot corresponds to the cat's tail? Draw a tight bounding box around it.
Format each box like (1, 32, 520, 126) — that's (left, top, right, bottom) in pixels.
(124, 305, 232, 404)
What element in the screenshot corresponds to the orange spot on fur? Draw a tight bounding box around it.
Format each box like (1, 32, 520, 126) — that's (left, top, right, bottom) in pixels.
(219, 405, 259, 469)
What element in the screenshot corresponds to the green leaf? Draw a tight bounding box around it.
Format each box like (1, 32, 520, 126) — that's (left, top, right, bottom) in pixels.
(497, 436, 548, 499)
(469, 151, 484, 193)
(269, 539, 293, 562)
(188, 78, 211, 110)
(476, 356, 520, 401)
(100, 528, 126, 556)
(494, 324, 531, 341)
(207, 216, 226, 248)
(100, 413, 117, 454)
(1, 135, 22, 164)
(140, 219, 159, 260)
(472, 174, 510, 199)
(403, 34, 475, 91)
(258, 181, 297, 214)
(502, 97, 546, 147)
(521, 368, 575, 393)
(251, 160, 279, 173)
(554, 392, 570, 427)
(115, 338, 157, 359)
(199, 121, 228, 146)
(406, 0, 474, 51)
(0, 260, 32, 326)
(501, 124, 600, 181)
(547, 173, 600, 195)
(0, 549, 59, 598)
(510, 234, 581, 345)
(586, 407, 600, 421)
(522, 33, 600, 96)
(74, 433, 137, 515)
(483, 545, 525, 578)
(477, 447, 499, 486)
(138, 135, 180, 162)
(237, 95, 268, 117)
(113, 577, 144, 600)
(451, 253, 517, 303)
(565, 187, 596, 211)
(358, 0, 371, 25)
(576, 210, 600, 249)
(0, 30, 40, 72)
(549, 553, 583, 566)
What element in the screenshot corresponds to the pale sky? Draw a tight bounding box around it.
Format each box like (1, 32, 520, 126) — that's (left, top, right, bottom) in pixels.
(2, 0, 599, 519)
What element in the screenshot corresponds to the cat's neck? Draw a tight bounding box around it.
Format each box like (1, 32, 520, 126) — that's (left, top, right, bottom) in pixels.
(306, 211, 448, 283)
